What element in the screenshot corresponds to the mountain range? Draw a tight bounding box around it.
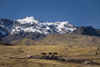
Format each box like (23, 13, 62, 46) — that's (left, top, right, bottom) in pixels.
(0, 16, 100, 43)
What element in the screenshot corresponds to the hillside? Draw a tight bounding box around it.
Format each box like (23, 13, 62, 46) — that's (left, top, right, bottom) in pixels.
(41, 34, 100, 46)
(11, 39, 43, 46)
(11, 34, 100, 47)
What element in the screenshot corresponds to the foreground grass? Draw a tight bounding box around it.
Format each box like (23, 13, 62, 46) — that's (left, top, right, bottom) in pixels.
(0, 46, 100, 67)
(0, 59, 94, 67)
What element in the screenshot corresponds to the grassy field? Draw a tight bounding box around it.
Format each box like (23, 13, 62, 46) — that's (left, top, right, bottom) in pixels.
(1, 34, 100, 67)
(0, 46, 100, 67)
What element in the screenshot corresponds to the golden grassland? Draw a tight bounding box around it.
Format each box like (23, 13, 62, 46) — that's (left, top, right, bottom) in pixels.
(0, 46, 100, 67)
(0, 34, 100, 67)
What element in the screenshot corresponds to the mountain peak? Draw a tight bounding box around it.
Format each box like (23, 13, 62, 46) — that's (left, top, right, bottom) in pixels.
(17, 16, 39, 24)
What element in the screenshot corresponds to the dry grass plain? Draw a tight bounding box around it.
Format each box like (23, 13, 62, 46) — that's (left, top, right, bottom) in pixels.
(0, 46, 100, 67)
(0, 34, 100, 67)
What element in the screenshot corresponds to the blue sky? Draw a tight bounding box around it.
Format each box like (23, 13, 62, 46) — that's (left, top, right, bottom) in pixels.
(0, 0, 100, 29)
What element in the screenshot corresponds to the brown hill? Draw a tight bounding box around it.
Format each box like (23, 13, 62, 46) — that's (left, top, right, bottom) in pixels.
(11, 34, 100, 46)
(41, 34, 100, 46)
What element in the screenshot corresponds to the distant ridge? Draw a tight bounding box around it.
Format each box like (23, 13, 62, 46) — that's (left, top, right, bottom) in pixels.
(72, 26, 100, 37)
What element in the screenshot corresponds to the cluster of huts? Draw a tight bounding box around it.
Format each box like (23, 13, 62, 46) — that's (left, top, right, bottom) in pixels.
(27, 52, 58, 60)
(25, 52, 98, 65)
(10, 52, 100, 65)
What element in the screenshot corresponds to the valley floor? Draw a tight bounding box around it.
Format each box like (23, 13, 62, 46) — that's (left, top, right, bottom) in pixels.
(0, 46, 100, 67)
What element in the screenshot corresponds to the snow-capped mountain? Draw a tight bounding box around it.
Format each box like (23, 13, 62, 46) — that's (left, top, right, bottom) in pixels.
(0, 16, 100, 43)
(0, 16, 77, 42)
(0, 16, 77, 36)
